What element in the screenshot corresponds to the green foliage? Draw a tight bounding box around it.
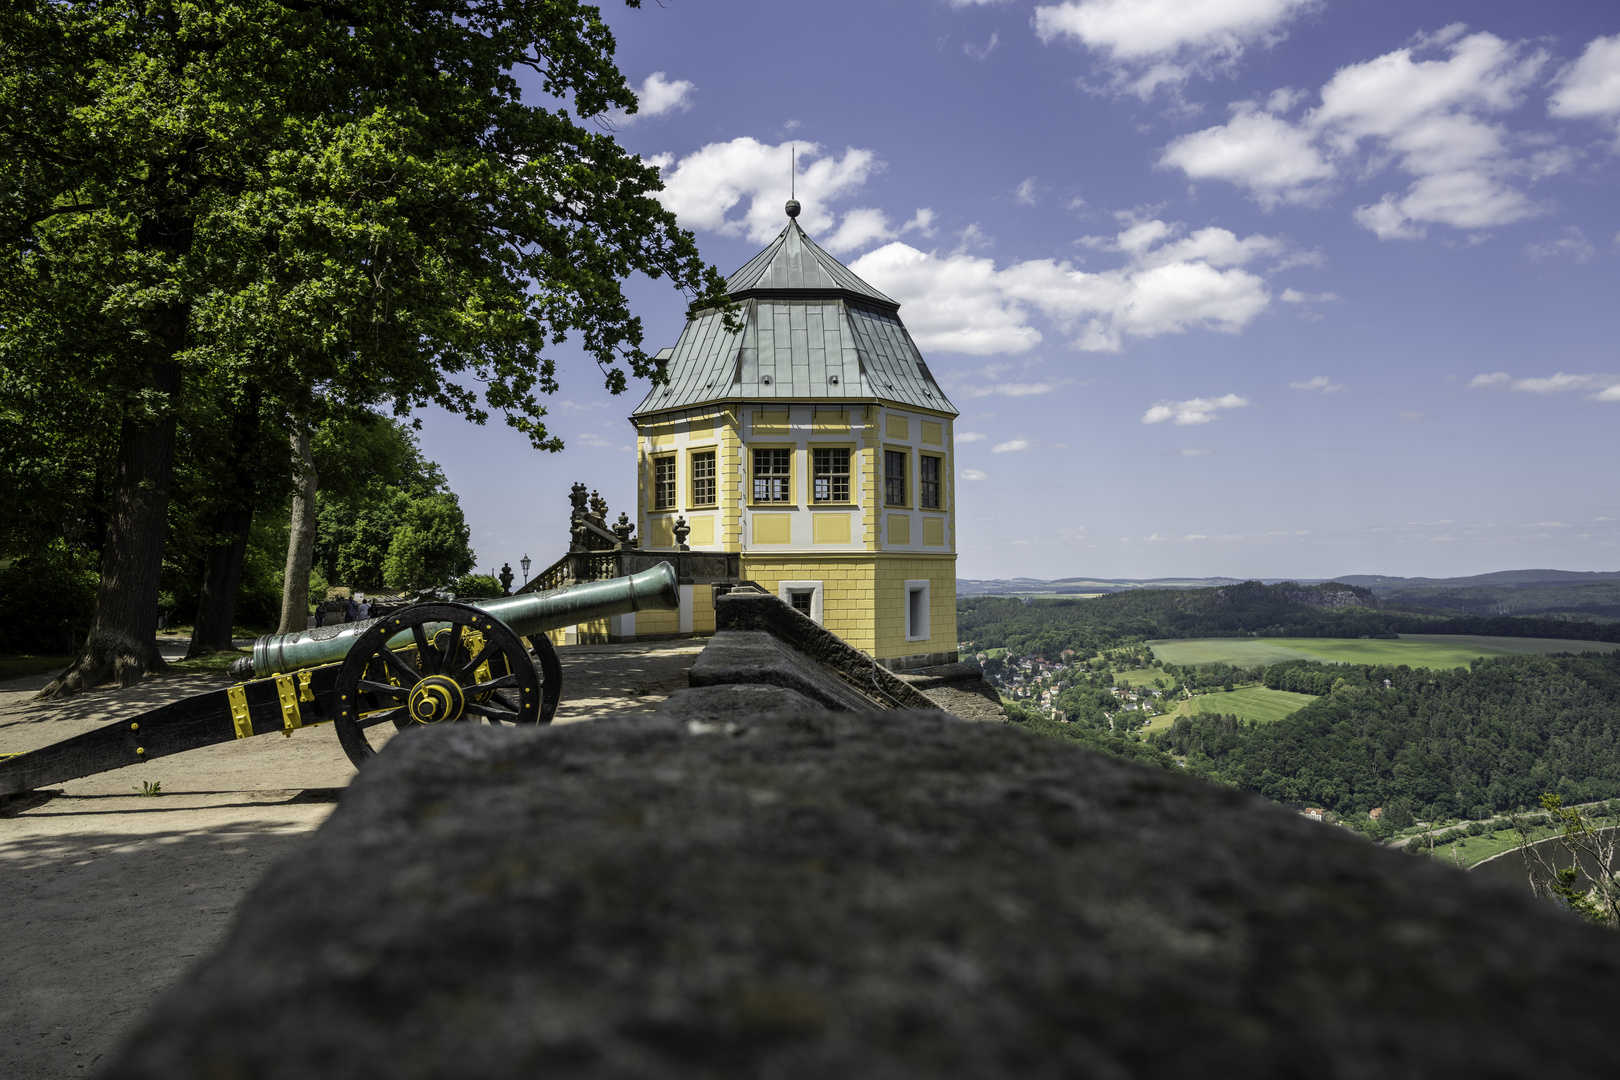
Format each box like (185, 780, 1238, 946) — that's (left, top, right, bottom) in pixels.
(957, 581, 1620, 661)
(1147, 653, 1620, 818)
(452, 573, 503, 599)
(1005, 701, 1176, 771)
(0, 542, 98, 652)
(133, 781, 163, 797)
(381, 494, 474, 591)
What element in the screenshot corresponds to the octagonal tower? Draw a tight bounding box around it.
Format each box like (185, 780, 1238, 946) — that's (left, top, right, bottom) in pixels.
(630, 203, 959, 670)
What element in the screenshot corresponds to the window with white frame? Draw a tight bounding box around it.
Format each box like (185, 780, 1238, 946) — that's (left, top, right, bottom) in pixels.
(777, 580, 824, 624)
(905, 579, 930, 641)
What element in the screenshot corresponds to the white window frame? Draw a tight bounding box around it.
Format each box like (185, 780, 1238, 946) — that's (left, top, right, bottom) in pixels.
(904, 579, 930, 642)
(778, 580, 824, 625)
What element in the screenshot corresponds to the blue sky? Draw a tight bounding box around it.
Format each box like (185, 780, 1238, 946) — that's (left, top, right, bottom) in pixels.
(419, 0, 1620, 584)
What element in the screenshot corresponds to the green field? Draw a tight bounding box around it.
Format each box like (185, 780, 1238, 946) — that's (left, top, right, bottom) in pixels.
(1149, 633, 1620, 671)
(1112, 667, 1168, 688)
(1142, 685, 1318, 733)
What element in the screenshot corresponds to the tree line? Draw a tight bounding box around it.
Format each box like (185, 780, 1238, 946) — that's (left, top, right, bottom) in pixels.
(1, 1, 728, 695)
(959, 581, 1620, 659)
(1148, 652, 1620, 822)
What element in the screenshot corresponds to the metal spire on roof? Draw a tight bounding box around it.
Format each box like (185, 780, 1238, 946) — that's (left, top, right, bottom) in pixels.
(786, 144, 800, 218)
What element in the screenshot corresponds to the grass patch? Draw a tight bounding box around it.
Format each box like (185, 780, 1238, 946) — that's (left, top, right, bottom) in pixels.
(1148, 639, 1325, 667)
(1150, 634, 1620, 671)
(1112, 667, 1168, 688)
(0, 654, 72, 682)
(166, 649, 248, 674)
(1142, 685, 1316, 732)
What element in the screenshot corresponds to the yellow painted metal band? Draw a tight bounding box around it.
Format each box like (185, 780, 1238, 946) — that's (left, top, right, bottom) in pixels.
(276, 674, 302, 732)
(227, 684, 253, 740)
(297, 669, 315, 702)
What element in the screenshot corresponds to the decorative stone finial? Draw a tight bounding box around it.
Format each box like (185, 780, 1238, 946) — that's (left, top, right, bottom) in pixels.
(673, 516, 691, 552)
(498, 563, 514, 596)
(785, 199, 800, 219)
(612, 512, 637, 549)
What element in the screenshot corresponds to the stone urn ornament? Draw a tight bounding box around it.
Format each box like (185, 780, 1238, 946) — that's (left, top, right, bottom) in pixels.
(673, 516, 691, 552)
(612, 512, 637, 549)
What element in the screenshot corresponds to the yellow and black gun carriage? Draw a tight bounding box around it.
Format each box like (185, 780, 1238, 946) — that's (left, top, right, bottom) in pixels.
(0, 564, 679, 799)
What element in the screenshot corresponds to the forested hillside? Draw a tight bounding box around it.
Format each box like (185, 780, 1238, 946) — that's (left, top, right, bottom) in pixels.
(1151, 653, 1620, 820)
(959, 581, 1620, 657)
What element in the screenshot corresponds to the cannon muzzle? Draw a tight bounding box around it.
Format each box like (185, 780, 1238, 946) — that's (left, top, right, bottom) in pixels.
(230, 562, 679, 680)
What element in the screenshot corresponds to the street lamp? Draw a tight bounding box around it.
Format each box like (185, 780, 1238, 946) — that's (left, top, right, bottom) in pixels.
(520, 553, 531, 583)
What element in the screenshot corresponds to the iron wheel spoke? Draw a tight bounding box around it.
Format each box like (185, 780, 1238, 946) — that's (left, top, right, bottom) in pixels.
(377, 646, 421, 686)
(442, 623, 465, 677)
(465, 700, 519, 722)
(455, 638, 501, 682)
(358, 679, 407, 698)
(411, 623, 435, 674)
(358, 707, 406, 730)
(468, 672, 519, 696)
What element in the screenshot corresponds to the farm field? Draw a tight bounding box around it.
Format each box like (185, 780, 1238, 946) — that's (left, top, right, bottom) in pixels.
(1112, 667, 1168, 688)
(1149, 634, 1620, 671)
(1142, 685, 1318, 733)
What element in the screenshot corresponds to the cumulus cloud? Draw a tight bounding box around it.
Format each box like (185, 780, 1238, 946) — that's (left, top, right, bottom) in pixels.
(851, 218, 1289, 354)
(956, 431, 987, 443)
(653, 138, 881, 243)
(1289, 374, 1344, 393)
(1549, 34, 1620, 137)
(1280, 288, 1338, 303)
(961, 468, 989, 481)
(609, 72, 694, 124)
(1160, 31, 1561, 239)
(991, 438, 1031, 453)
(1469, 371, 1620, 400)
(1033, 0, 1319, 98)
(1141, 393, 1250, 425)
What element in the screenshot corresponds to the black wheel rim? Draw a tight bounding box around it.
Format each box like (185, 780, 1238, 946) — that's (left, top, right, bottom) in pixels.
(332, 602, 548, 768)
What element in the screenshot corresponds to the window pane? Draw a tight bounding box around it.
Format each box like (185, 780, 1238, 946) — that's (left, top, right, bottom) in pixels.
(813, 447, 850, 503)
(692, 452, 716, 505)
(654, 457, 677, 510)
(920, 455, 940, 509)
(753, 448, 792, 502)
(884, 450, 907, 506)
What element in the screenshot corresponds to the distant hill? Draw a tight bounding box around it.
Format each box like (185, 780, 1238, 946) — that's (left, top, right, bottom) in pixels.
(959, 569, 1620, 623)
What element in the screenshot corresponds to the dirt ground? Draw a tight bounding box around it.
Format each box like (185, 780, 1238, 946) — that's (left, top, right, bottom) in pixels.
(0, 639, 702, 1080)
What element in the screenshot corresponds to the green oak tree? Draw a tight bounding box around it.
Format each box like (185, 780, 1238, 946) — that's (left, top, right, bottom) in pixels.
(1, 0, 728, 695)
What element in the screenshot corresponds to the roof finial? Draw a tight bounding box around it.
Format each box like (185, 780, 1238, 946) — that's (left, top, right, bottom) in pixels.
(785, 143, 800, 218)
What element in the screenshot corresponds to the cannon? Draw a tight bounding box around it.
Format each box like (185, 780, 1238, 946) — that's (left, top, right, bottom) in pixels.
(0, 564, 679, 799)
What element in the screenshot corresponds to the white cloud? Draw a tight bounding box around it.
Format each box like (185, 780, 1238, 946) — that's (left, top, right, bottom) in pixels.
(1524, 226, 1595, 263)
(1395, 410, 1426, 422)
(1014, 177, 1040, 205)
(964, 32, 1001, 61)
(609, 72, 694, 124)
(1033, 0, 1319, 98)
(1160, 32, 1560, 239)
(991, 438, 1032, 453)
(851, 218, 1284, 354)
(1549, 34, 1620, 134)
(654, 138, 880, 243)
(1160, 105, 1335, 207)
(1289, 375, 1344, 393)
(1141, 393, 1249, 425)
(1180, 447, 1212, 455)
(819, 206, 937, 255)
(961, 468, 989, 481)
(1469, 371, 1620, 399)
(1280, 288, 1338, 303)
(956, 431, 987, 443)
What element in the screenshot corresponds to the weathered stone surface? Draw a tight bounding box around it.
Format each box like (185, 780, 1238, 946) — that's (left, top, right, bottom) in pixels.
(713, 592, 940, 711)
(654, 684, 821, 723)
(687, 631, 886, 711)
(103, 714, 1620, 1080)
(895, 663, 1006, 723)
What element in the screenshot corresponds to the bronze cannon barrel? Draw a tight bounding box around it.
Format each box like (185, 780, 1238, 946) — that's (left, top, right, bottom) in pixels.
(229, 563, 679, 680)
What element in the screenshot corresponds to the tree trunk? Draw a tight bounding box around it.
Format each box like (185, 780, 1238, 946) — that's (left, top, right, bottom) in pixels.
(40, 358, 183, 698)
(186, 386, 262, 658)
(277, 430, 318, 635)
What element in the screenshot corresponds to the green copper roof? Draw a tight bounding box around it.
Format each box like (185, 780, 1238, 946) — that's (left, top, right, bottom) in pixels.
(633, 214, 954, 418)
(724, 219, 899, 308)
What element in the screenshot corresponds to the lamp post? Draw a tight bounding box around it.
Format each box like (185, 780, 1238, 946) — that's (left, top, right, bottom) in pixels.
(520, 553, 531, 584)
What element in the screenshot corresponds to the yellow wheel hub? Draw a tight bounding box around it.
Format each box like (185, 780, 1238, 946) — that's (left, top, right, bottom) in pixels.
(406, 675, 467, 724)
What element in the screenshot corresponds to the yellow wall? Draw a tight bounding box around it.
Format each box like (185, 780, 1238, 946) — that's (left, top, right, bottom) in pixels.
(742, 553, 956, 660)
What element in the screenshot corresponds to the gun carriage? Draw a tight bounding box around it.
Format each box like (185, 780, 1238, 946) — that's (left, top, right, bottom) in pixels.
(0, 564, 679, 799)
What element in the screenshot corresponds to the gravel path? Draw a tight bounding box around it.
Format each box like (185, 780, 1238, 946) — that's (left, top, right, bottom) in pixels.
(0, 639, 702, 1080)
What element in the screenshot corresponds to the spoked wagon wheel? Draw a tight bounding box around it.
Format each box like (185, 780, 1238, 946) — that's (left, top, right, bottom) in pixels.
(331, 603, 560, 768)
